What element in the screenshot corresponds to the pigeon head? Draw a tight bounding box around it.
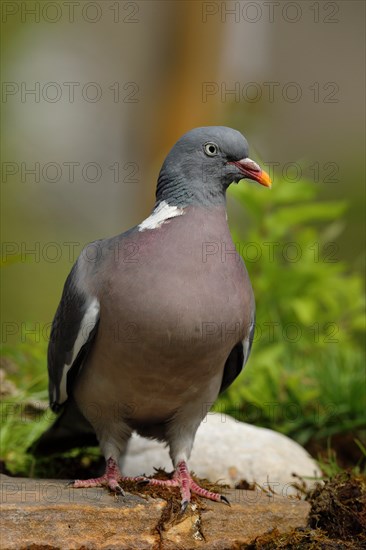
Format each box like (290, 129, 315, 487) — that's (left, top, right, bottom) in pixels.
(156, 126, 271, 207)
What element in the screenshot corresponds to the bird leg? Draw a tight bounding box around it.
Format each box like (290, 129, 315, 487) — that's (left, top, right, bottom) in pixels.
(69, 457, 229, 510)
(69, 457, 126, 494)
(143, 460, 230, 511)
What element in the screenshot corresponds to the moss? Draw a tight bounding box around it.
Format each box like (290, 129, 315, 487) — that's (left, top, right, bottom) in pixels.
(246, 472, 366, 549)
(307, 472, 366, 541)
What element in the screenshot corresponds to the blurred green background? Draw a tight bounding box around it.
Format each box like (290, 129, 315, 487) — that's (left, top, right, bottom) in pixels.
(1, 1, 365, 476)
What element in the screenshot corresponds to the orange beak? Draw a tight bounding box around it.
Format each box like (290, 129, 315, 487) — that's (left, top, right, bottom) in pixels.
(231, 158, 272, 188)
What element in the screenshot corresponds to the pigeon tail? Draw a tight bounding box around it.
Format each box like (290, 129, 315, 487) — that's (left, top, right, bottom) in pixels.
(30, 400, 98, 456)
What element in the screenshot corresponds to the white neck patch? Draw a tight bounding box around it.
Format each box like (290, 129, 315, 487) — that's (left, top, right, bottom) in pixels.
(138, 200, 185, 232)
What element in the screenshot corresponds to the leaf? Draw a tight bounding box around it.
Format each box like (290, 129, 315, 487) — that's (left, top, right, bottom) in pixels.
(291, 298, 316, 325)
(272, 201, 348, 226)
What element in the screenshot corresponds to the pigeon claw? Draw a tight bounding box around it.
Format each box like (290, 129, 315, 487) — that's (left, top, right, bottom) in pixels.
(136, 477, 151, 486)
(143, 460, 228, 511)
(220, 495, 231, 506)
(111, 482, 125, 496)
(70, 475, 123, 493)
(180, 499, 189, 514)
(68, 457, 125, 493)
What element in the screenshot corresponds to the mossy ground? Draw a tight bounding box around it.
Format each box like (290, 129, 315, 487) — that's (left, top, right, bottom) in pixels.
(246, 472, 366, 549)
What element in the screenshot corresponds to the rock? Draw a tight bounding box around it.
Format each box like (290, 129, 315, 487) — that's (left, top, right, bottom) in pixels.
(0, 474, 310, 549)
(123, 413, 321, 495)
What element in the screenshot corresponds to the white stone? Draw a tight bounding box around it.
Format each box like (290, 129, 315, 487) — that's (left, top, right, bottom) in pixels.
(123, 413, 322, 496)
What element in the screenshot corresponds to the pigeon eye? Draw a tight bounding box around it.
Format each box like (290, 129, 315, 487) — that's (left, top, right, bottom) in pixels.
(204, 143, 218, 157)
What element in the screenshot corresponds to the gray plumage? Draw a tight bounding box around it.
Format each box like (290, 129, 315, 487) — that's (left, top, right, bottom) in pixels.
(34, 127, 270, 503)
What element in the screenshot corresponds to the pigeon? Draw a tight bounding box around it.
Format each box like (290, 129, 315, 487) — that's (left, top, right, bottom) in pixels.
(35, 126, 271, 509)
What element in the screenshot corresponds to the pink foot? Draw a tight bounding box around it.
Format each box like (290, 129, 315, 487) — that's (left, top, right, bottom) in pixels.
(144, 461, 230, 511)
(70, 457, 131, 494)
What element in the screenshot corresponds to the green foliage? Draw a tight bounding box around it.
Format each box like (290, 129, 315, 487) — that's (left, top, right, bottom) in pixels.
(1, 395, 51, 476)
(317, 439, 366, 478)
(1, 175, 365, 476)
(216, 347, 365, 446)
(0, 342, 50, 475)
(215, 176, 366, 446)
(0, 342, 102, 478)
(0, 342, 53, 475)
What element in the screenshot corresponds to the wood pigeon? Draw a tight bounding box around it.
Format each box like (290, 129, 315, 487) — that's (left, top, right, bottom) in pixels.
(35, 126, 271, 509)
